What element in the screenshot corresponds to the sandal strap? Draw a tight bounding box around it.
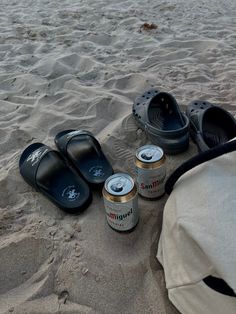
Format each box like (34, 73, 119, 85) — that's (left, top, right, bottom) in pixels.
(55, 130, 96, 156)
(20, 144, 54, 190)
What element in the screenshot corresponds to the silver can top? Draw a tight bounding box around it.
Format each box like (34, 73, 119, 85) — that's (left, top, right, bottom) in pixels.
(136, 145, 164, 163)
(104, 173, 134, 196)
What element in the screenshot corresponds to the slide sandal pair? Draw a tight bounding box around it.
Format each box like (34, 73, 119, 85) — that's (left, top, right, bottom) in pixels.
(19, 130, 113, 214)
(133, 88, 189, 154)
(186, 100, 236, 152)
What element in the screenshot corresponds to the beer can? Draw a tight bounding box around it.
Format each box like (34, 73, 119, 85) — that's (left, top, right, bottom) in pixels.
(135, 145, 166, 199)
(102, 173, 139, 232)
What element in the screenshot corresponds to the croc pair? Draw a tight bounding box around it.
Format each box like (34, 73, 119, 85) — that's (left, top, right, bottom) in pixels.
(133, 89, 236, 153)
(19, 130, 113, 214)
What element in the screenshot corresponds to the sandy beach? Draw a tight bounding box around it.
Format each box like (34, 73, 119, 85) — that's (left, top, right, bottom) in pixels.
(0, 0, 236, 313)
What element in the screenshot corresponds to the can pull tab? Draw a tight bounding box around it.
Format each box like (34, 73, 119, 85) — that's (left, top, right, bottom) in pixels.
(141, 148, 157, 161)
(111, 183, 123, 192)
(111, 178, 127, 193)
(141, 153, 152, 160)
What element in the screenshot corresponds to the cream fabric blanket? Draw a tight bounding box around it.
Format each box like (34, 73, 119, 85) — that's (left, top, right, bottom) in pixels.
(157, 150, 236, 314)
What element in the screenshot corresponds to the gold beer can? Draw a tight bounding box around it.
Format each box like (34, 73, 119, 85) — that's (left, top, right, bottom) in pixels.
(102, 173, 139, 232)
(135, 145, 166, 199)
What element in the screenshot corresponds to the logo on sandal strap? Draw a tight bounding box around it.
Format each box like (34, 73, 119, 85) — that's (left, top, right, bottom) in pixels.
(89, 166, 104, 177)
(27, 148, 49, 166)
(62, 186, 80, 201)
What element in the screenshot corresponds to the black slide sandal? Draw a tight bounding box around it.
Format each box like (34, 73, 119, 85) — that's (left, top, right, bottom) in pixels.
(19, 143, 92, 213)
(186, 100, 236, 152)
(54, 130, 113, 186)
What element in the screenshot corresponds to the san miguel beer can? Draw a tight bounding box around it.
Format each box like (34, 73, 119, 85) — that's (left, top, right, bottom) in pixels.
(135, 145, 166, 199)
(102, 173, 139, 232)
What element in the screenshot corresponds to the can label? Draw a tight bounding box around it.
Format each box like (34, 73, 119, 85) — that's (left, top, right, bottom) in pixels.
(104, 196, 138, 231)
(136, 165, 166, 198)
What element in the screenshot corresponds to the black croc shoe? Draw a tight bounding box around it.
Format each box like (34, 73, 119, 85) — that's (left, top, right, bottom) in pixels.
(133, 88, 189, 154)
(186, 100, 236, 152)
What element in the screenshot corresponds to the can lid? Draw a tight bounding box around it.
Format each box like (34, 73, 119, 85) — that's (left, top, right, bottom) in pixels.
(104, 173, 134, 196)
(136, 145, 164, 163)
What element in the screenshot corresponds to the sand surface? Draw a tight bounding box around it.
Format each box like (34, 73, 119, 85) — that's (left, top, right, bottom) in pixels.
(0, 0, 236, 313)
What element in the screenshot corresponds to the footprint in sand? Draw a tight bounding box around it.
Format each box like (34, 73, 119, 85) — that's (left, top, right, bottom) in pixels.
(0, 235, 53, 294)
